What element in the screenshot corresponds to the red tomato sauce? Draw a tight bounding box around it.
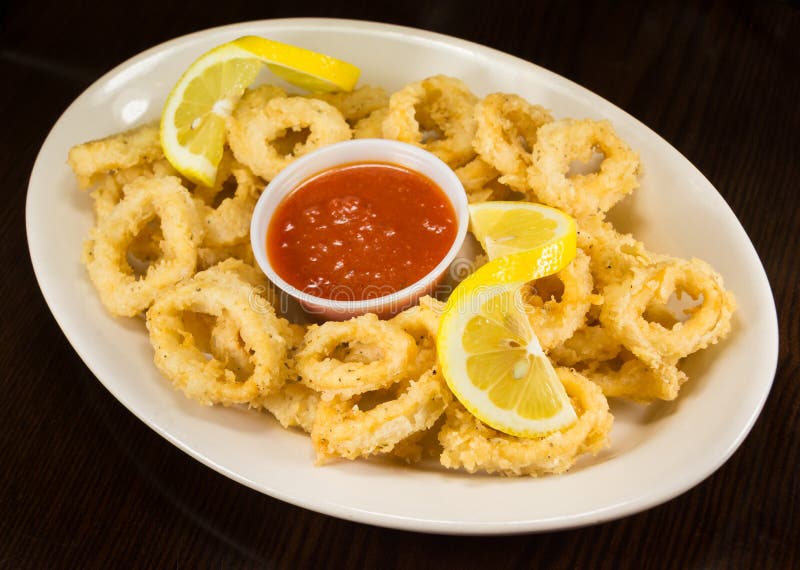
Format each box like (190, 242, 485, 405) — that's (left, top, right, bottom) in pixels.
(267, 162, 457, 301)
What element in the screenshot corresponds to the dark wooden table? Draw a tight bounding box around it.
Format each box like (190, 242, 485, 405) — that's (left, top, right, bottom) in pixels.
(2, 1, 798, 567)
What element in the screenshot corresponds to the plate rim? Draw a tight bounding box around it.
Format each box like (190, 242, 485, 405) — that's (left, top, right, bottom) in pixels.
(25, 17, 779, 535)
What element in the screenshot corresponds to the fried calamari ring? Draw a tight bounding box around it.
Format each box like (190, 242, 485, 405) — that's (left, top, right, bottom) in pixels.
(260, 381, 321, 433)
(222, 84, 287, 145)
(229, 315, 320, 433)
(209, 303, 299, 369)
(389, 415, 448, 464)
(438, 368, 613, 476)
(388, 297, 443, 377)
(197, 241, 257, 271)
(307, 86, 389, 124)
(227, 88, 351, 181)
(83, 176, 203, 317)
(254, 322, 319, 434)
(89, 159, 178, 264)
(579, 350, 688, 403)
(89, 158, 177, 221)
(192, 257, 283, 316)
(549, 321, 685, 402)
(68, 121, 163, 188)
(352, 108, 389, 139)
(193, 152, 262, 247)
(311, 366, 451, 462)
(208, 316, 255, 380)
(599, 257, 736, 371)
(311, 297, 452, 462)
(548, 323, 621, 366)
(454, 158, 499, 201)
(172, 258, 286, 358)
(199, 302, 293, 396)
(146, 264, 288, 406)
(90, 177, 127, 222)
(522, 249, 596, 351)
(296, 313, 417, 400)
(382, 75, 478, 167)
(473, 93, 553, 190)
(528, 119, 640, 218)
(454, 158, 523, 203)
(184, 259, 279, 314)
(309, 298, 448, 463)
(577, 215, 656, 289)
(300, 303, 450, 458)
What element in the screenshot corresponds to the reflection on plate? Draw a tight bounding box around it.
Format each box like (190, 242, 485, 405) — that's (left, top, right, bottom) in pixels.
(26, 18, 778, 534)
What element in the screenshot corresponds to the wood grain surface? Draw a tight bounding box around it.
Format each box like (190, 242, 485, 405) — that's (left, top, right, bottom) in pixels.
(1, 1, 798, 567)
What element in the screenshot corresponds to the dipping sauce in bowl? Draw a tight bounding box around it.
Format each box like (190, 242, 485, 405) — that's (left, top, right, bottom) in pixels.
(267, 162, 457, 301)
(251, 139, 469, 320)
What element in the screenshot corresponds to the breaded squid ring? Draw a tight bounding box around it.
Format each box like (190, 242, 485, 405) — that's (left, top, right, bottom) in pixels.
(353, 108, 389, 139)
(146, 264, 288, 406)
(528, 119, 640, 218)
(599, 257, 736, 371)
(577, 214, 657, 289)
(68, 121, 163, 189)
(250, 320, 321, 433)
(259, 381, 321, 433)
(382, 75, 478, 167)
(306, 86, 389, 124)
(227, 89, 351, 181)
(311, 366, 452, 462)
(194, 152, 262, 247)
(192, 148, 257, 202)
(522, 249, 596, 351)
(90, 159, 178, 264)
(202, 294, 296, 396)
(549, 321, 686, 402)
(306, 297, 449, 462)
(295, 313, 418, 400)
(191, 258, 283, 319)
(90, 158, 177, 221)
(580, 351, 688, 403)
(390, 419, 448, 464)
(438, 368, 613, 476)
(454, 158, 523, 203)
(183, 259, 286, 332)
(388, 296, 443, 377)
(209, 301, 299, 361)
(473, 93, 553, 190)
(548, 323, 622, 366)
(83, 176, 203, 317)
(197, 241, 257, 271)
(208, 316, 254, 380)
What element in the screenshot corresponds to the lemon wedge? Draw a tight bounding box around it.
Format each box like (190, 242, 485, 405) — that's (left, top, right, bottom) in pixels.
(438, 278, 577, 437)
(469, 201, 576, 260)
(161, 36, 360, 186)
(437, 202, 578, 437)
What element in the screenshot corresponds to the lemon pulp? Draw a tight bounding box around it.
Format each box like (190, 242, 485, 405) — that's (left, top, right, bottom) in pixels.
(469, 201, 576, 260)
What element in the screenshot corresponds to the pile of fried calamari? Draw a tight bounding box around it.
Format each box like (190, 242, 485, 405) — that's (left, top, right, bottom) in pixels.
(68, 76, 735, 477)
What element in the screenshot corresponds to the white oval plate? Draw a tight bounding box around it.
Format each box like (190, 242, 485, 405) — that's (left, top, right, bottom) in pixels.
(26, 18, 778, 534)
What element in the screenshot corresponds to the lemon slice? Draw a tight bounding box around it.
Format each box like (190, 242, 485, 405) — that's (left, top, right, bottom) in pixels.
(161, 36, 360, 186)
(469, 201, 576, 260)
(437, 205, 578, 437)
(438, 279, 578, 437)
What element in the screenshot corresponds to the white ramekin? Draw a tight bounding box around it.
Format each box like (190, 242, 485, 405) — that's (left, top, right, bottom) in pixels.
(250, 139, 469, 321)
